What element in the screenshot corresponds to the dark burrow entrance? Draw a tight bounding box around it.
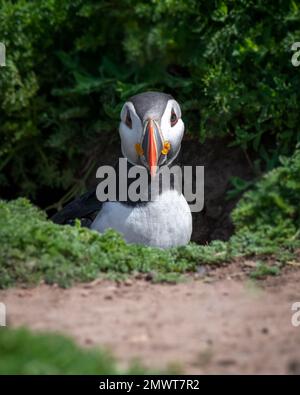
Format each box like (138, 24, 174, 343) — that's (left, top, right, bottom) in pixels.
(181, 136, 254, 244)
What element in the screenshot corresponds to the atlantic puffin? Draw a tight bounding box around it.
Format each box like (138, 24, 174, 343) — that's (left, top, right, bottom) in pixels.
(52, 92, 192, 248)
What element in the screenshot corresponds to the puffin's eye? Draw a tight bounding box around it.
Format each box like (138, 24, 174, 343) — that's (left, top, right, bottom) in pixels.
(170, 110, 178, 127)
(125, 111, 132, 129)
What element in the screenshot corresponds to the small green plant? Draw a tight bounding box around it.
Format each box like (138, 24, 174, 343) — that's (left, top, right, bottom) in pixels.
(250, 261, 281, 279)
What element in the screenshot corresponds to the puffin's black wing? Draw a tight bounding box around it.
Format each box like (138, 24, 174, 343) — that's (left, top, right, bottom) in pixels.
(51, 188, 102, 227)
(50, 152, 184, 227)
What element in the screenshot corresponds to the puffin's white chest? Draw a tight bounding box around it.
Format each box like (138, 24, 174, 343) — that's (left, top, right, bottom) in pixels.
(91, 190, 192, 248)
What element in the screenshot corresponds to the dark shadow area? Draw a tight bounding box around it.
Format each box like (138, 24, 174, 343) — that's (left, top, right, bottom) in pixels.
(181, 136, 254, 243)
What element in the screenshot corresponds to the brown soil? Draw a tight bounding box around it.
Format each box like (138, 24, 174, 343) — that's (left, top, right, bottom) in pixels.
(1, 264, 300, 374)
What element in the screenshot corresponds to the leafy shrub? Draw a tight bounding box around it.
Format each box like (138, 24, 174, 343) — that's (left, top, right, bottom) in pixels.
(0, 327, 136, 374)
(231, 148, 300, 256)
(0, 328, 116, 374)
(1, 0, 300, 202)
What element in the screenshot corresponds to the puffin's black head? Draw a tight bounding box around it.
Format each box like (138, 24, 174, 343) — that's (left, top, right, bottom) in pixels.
(119, 91, 184, 177)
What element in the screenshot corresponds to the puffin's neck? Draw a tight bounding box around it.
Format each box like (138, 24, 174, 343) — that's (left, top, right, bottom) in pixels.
(114, 151, 183, 206)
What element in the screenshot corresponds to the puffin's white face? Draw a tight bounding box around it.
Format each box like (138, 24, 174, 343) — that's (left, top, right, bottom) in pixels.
(119, 92, 184, 177)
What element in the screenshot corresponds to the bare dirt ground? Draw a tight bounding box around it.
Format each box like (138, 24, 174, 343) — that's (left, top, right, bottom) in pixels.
(1, 263, 300, 374)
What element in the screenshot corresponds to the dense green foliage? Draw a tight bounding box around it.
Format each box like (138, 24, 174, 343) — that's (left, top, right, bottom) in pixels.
(0, 327, 148, 374)
(1, 0, 300, 200)
(0, 149, 299, 288)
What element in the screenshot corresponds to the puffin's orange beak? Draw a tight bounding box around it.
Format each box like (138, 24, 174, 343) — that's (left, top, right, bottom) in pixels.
(147, 119, 158, 178)
(141, 119, 165, 178)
